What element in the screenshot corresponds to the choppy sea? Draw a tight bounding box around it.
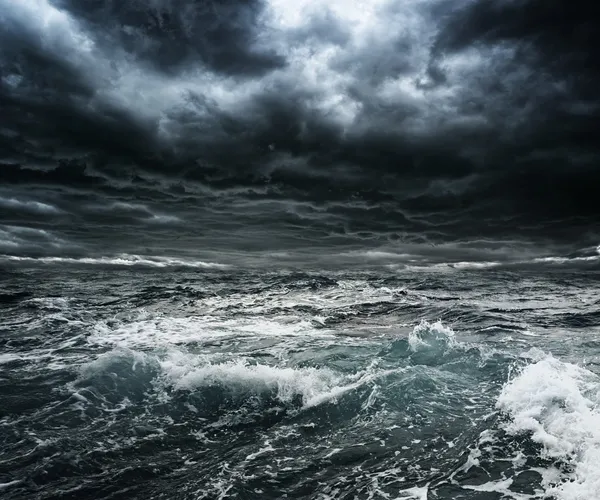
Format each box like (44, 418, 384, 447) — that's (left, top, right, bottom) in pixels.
(1, 260, 600, 499)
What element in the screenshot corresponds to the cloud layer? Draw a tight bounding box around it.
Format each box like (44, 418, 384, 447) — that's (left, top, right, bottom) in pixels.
(0, 0, 598, 261)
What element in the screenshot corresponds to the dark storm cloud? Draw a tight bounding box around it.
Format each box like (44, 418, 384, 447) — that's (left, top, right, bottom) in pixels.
(0, 161, 105, 188)
(0, 224, 80, 256)
(52, 0, 286, 76)
(426, 0, 600, 220)
(0, 2, 160, 162)
(0, 194, 62, 215)
(434, 0, 600, 137)
(0, 0, 598, 255)
(82, 200, 182, 226)
(436, 0, 599, 75)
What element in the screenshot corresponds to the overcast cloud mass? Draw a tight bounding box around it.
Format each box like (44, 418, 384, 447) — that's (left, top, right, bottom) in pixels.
(0, 0, 598, 267)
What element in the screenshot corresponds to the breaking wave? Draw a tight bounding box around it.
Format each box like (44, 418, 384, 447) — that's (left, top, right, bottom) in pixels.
(0, 253, 229, 269)
(497, 352, 600, 500)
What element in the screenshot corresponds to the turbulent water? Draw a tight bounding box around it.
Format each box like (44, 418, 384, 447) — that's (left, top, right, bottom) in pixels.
(1, 262, 600, 500)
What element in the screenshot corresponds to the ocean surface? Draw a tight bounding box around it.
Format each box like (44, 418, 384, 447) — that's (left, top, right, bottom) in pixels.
(1, 260, 599, 500)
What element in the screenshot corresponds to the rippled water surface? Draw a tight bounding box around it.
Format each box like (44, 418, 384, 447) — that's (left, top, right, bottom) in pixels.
(1, 264, 599, 499)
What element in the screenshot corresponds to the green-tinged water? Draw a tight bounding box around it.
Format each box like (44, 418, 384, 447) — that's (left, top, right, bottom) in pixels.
(1, 266, 600, 499)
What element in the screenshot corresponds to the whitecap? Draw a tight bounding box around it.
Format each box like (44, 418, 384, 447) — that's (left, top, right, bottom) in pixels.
(0, 253, 228, 269)
(0, 353, 21, 364)
(408, 320, 456, 353)
(89, 315, 328, 349)
(396, 484, 429, 499)
(0, 481, 21, 491)
(165, 359, 343, 407)
(158, 353, 403, 409)
(497, 354, 600, 500)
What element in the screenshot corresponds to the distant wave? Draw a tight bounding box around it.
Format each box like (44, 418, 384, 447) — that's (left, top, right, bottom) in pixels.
(411, 257, 600, 272)
(342, 252, 599, 272)
(0, 253, 229, 269)
(1, 236, 597, 271)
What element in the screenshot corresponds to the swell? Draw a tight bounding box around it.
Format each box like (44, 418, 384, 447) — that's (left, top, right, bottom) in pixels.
(1, 321, 507, 499)
(2, 267, 600, 499)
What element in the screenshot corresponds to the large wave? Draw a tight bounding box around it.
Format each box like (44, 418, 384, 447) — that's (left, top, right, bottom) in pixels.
(497, 352, 600, 500)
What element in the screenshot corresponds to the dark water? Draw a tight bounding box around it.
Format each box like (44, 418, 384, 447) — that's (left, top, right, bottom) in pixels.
(1, 264, 599, 500)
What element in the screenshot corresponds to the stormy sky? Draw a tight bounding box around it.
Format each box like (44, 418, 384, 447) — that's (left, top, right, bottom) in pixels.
(0, 0, 598, 267)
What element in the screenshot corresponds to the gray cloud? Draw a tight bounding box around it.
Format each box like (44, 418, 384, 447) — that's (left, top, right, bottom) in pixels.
(0, 0, 598, 259)
(0, 225, 78, 255)
(0, 195, 62, 215)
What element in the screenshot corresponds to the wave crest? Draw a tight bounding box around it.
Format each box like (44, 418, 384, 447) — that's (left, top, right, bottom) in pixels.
(497, 355, 600, 500)
(169, 360, 343, 408)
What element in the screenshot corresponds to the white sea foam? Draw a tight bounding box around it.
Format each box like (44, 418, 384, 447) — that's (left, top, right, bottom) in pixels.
(496, 354, 600, 500)
(0, 353, 21, 364)
(396, 485, 429, 499)
(461, 478, 531, 498)
(450, 261, 502, 269)
(245, 440, 276, 461)
(87, 279, 418, 350)
(76, 347, 366, 409)
(165, 359, 342, 406)
(89, 315, 328, 349)
(0, 481, 21, 491)
(533, 245, 600, 265)
(534, 256, 599, 264)
(195, 278, 411, 316)
(154, 351, 402, 409)
(78, 348, 155, 380)
(408, 320, 456, 352)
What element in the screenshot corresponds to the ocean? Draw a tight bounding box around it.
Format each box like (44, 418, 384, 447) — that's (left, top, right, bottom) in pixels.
(1, 261, 599, 499)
